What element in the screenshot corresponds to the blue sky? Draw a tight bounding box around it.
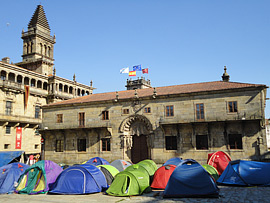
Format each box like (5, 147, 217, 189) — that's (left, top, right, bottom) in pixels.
(0, 0, 269, 118)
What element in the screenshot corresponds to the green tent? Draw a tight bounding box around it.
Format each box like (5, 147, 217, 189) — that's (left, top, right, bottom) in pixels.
(136, 159, 157, 177)
(106, 165, 150, 196)
(202, 164, 219, 181)
(97, 165, 119, 185)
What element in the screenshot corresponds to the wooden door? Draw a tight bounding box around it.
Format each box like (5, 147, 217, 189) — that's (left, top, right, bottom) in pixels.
(131, 135, 148, 163)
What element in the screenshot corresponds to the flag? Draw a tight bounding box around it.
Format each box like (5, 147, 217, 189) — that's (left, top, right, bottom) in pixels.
(133, 65, 141, 71)
(120, 67, 129, 74)
(129, 71, 136, 76)
(24, 85, 30, 110)
(142, 68, 148, 74)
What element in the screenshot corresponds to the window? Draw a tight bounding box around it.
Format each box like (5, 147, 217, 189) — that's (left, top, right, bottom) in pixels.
(196, 135, 208, 150)
(35, 106, 40, 119)
(5, 101, 12, 115)
(123, 109, 129, 114)
(229, 134, 242, 149)
(55, 140, 64, 152)
(102, 111, 109, 120)
(196, 103, 205, 120)
(228, 101, 238, 113)
(77, 139, 86, 152)
(4, 144, 10, 149)
(101, 138, 111, 151)
(34, 144, 39, 149)
(165, 136, 177, 150)
(79, 112, 85, 127)
(166, 105, 174, 117)
(144, 107, 151, 113)
(6, 126, 11, 134)
(57, 114, 63, 123)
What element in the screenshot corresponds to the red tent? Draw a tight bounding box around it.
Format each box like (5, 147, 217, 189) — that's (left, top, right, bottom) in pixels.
(151, 164, 176, 189)
(207, 151, 231, 175)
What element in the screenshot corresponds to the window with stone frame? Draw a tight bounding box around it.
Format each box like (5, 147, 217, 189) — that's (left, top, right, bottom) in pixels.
(5, 101, 12, 115)
(78, 112, 85, 127)
(144, 107, 151, 113)
(57, 114, 63, 123)
(101, 138, 111, 151)
(4, 144, 10, 149)
(229, 134, 243, 149)
(35, 106, 40, 119)
(77, 139, 86, 152)
(6, 126, 11, 134)
(102, 111, 109, 120)
(196, 103, 205, 120)
(196, 135, 208, 150)
(55, 140, 64, 152)
(166, 105, 174, 117)
(122, 109, 129, 115)
(228, 101, 238, 113)
(165, 136, 177, 150)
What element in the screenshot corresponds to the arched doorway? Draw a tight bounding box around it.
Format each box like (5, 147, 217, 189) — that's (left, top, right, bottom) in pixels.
(119, 115, 153, 163)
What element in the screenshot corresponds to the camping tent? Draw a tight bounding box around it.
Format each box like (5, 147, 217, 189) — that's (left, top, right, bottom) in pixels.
(151, 164, 176, 189)
(0, 151, 24, 167)
(163, 159, 219, 198)
(136, 160, 157, 179)
(163, 157, 183, 166)
(111, 159, 132, 172)
(85, 157, 110, 166)
(15, 160, 63, 194)
(202, 164, 219, 181)
(49, 164, 107, 194)
(106, 164, 150, 196)
(217, 160, 270, 186)
(0, 163, 29, 194)
(207, 151, 231, 175)
(97, 165, 119, 186)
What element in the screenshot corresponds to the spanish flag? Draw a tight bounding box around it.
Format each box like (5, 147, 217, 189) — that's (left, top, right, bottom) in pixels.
(129, 71, 136, 77)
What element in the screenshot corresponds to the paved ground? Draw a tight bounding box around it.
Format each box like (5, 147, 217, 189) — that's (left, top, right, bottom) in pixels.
(1, 186, 270, 203)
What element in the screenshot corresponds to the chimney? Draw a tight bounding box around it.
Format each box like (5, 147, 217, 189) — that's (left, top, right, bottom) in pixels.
(2, 57, 10, 64)
(222, 66, 230, 82)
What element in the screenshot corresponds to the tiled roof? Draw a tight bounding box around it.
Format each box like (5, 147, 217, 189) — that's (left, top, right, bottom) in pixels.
(28, 5, 50, 30)
(45, 81, 267, 107)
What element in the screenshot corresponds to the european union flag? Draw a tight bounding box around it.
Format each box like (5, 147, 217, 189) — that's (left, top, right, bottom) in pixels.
(133, 65, 142, 71)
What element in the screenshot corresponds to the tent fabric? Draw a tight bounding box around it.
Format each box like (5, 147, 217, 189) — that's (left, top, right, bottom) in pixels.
(136, 160, 157, 177)
(207, 151, 231, 175)
(0, 163, 29, 194)
(111, 159, 132, 172)
(163, 159, 219, 198)
(16, 160, 63, 194)
(151, 164, 176, 189)
(106, 165, 150, 196)
(0, 151, 24, 167)
(163, 157, 183, 166)
(97, 165, 119, 186)
(86, 157, 110, 166)
(202, 164, 219, 181)
(49, 164, 107, 194)
(217, 160, 270, 186)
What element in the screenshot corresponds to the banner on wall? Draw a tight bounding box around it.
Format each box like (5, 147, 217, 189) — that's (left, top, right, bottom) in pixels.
(24, 85, 30, 110)
(15, 127, 22, 149)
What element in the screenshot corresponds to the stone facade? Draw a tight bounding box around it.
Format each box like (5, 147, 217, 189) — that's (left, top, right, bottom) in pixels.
(0, 5, 93, 157)
(41, 73, 268, 165)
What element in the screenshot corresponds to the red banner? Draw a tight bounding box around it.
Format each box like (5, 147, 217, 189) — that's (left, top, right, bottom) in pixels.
(24, 85, 30, 110)
(15, 127, 22, 149)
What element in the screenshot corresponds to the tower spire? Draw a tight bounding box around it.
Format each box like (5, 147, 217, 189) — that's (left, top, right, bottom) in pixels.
(222, 66, 230, 82)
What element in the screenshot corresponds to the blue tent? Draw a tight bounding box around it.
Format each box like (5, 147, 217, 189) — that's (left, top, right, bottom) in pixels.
(0, 163, 29, 194)
(163, 157, 183, 166)
(217, 160, 270, 186)
(85, 157, 110, 166)
(49, 164, 107, 194)
(0, 151, 24, 167)
(164, 159, 219, 198)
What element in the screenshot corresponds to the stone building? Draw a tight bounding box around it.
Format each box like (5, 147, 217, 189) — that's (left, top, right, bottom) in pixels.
(41, 68, 268, 165)
(0, 5, 93, 158)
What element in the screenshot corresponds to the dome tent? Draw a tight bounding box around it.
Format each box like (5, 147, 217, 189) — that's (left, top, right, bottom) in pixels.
(164, 159, 219, 198)
(49, 164, 107, 194)
(85, 157, 110, 166)
(151, 164, 176, 189)
(163, 157, 183, 166)
(202, 164, 219, 181)
(16, 160, 62, 194)
(111, 159, 132, 172)
(0, 163, 29, 194)
(207, 151, 231, 175)
(97, 165, 119, 186)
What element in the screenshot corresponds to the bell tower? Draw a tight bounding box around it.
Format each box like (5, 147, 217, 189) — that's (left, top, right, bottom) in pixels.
(16, 5, 55, 76)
